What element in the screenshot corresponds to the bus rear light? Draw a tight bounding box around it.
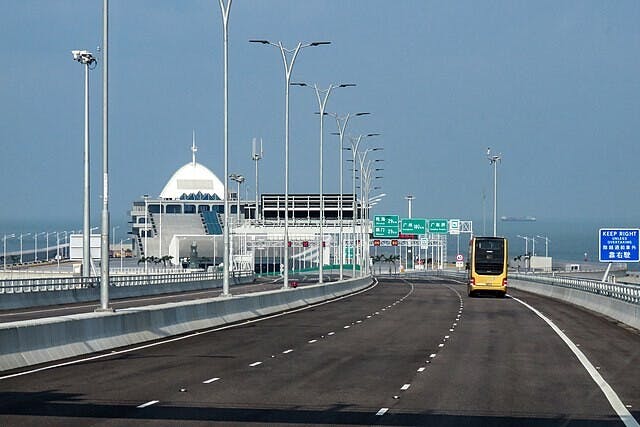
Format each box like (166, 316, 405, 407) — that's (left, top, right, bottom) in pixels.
(502, 278, 508, 287)
(470, 278, 475, 286)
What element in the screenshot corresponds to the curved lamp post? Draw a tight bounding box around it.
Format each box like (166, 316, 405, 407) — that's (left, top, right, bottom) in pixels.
(292, 82, 354, 284)
(250, 39, 330, 289)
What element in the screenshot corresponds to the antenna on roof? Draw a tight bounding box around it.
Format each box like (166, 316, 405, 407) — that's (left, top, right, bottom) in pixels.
(191, 130, 198, 166)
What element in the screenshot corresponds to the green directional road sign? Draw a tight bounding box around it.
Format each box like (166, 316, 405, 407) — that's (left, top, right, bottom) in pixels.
(401, 218, 427, 234)
(429, 219, 449, 234)
(374, 215, 399, 238)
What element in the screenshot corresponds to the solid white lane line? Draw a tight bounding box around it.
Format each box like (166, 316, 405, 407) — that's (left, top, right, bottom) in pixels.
(282, 349, 293, 354)
(417, 367, 426, 372)
(401, 384, 411, 390)
(249, 361, 262, 367)
(376, 408, 389, 416)
(512, 296, 639, 427)
(308, 339, 317, 343)
(137, 400, 159, 409)
(203, 377, 220, 384)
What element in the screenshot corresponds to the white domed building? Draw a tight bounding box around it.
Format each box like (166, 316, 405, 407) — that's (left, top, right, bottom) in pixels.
(130, 143, 247, 268)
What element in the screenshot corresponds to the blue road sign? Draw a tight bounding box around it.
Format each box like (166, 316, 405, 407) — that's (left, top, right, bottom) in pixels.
(599, 228, 640, 262)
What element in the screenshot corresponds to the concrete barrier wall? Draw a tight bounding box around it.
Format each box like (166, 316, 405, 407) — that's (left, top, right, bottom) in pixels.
(0, 276, 372, 372)
(0, 275, 254, 310)
(510, 279, 640, 330)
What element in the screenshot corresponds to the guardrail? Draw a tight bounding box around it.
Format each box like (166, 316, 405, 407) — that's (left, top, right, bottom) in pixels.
(510, 273, 640, 305)
(0, 270, 253, 295)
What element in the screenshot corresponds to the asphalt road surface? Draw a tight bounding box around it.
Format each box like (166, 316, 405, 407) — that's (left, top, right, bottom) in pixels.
(1, 276, 639, 426)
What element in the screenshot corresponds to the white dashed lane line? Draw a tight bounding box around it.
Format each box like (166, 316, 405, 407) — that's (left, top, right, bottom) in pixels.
(249, 361, 262, 367)
(417, 367, 426, 372)
(203, 377, 220, 384)
(137, 400, 159, 409)
(328, 332, 335, 336)
(400, 384, 411, 391)
(308, 339, 317, 343)
(282, 349, 294, 354)
(376, 408, 389, 416)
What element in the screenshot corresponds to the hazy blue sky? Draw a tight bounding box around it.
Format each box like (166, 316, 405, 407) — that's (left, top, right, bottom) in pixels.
(1, 1, 639, 234)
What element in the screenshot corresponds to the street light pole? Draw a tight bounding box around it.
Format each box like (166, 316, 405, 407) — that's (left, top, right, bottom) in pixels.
(487, 148, 502, 237)
(3, 234, 15, 270)
(99, 0, 112, 311)
(536, 235, 551, 258)
(72, 49, 97, 277)
(143, 194, 149, 273)
(218, 0, 232, 297)
(347, 134, 380, 276)
(250, 39, 330, 289)
(251, 138, 263, 221)
(329, 112, 369, 281)
(405, 195, 414, 218)
(292, 83, 354, 284)
(19, 233, 31, 264)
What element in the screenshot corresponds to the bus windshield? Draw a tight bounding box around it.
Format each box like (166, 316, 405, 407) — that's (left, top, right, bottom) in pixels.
(474, 238, 505, 275)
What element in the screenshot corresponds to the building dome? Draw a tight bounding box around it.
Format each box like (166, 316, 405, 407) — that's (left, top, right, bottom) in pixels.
(159, 162, 225, 200)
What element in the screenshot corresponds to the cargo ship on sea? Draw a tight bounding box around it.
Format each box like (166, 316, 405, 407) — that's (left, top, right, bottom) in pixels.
(500, 216, 537, 222)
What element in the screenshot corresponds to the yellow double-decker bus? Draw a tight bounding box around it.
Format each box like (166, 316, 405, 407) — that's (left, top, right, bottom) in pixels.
(467, 236, 508, 297)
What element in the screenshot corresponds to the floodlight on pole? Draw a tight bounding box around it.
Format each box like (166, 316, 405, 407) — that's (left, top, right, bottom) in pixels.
(72, 49, 97, 277)
(250, 38, 330, 289)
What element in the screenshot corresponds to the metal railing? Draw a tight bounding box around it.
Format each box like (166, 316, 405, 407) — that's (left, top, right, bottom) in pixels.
(510, 272, 640, 305)
(0, 270, 254, 294)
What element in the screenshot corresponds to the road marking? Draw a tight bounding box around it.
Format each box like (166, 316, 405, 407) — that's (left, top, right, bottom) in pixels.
(438, 343, 445, 348)
(417, 367, 426, 372)
(444, 335, 450, 339)
(203, 377, 220, 384)
(512, 296, 640, 427)
(376, 408, 389, 416)
(366, 315, 372, 318)
(344, 325, 351, 329)
(0, 278, 381, 381)
(249, 361, 262, 367)
(328, 332, 335, 336)
(308, 339, 317, 343)
(356, 320, 362, 323)
(282, 349, 293, 354)
(137, 400, 159, 409)
(449, 328, 454, 332)
(401, 384, 411, 390)
(429, 353, 436, 358)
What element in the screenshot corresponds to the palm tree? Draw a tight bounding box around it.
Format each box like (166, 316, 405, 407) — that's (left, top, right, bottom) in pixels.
(160, 255, 174, 267)
(387, 254, 400, 274)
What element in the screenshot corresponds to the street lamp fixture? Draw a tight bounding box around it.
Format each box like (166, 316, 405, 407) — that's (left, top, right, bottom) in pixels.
(250, 38, 330, 289)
